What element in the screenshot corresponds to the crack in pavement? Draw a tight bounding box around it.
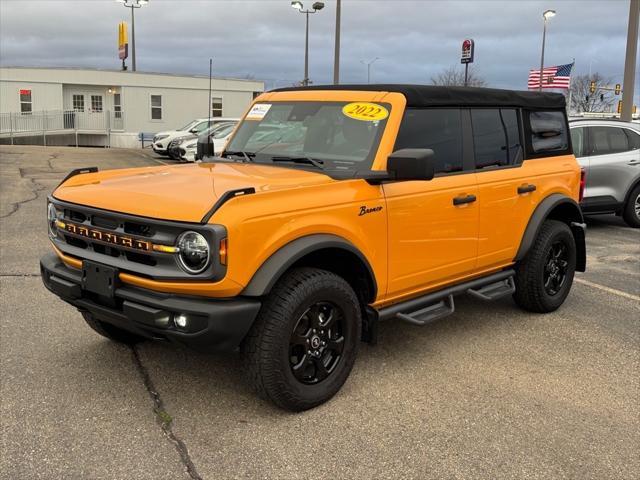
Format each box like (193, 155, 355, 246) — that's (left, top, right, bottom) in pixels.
(0, 153, 59, 220)
(131, 346, 203, 480)
(0, 273, 41, 277)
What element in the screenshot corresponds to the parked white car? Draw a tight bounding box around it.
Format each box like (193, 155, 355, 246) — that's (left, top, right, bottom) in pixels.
(152, 118, 239, 155)
(181, 122, 238, 162)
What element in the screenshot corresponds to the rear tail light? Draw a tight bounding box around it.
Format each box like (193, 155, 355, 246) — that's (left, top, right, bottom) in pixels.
(579, 167, 586, 202)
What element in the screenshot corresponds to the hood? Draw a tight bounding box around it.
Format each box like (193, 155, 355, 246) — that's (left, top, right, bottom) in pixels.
(53, 162, 334, 223)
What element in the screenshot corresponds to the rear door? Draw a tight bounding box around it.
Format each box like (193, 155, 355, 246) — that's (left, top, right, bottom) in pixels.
(383, 108, 479, 301)
(472, 108, 541, 270)
(583, 125, 640, 208)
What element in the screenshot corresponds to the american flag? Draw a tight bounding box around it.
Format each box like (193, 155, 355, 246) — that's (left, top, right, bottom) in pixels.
(527, 63, 574, 90)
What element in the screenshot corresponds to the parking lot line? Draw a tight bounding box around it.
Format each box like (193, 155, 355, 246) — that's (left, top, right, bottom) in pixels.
(575, 277, 640, 302)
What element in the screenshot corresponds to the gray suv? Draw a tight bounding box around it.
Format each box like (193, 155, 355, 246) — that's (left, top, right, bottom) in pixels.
(569, 119, 640, 227)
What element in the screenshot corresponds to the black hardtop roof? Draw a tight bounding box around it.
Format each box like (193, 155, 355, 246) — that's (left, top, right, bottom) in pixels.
(271, 84, 566, 110)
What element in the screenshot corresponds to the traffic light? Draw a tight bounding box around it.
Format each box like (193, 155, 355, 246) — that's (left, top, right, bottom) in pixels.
(589, 80, 596, 94)
(614, 84, 621, 95)
(617, 101, 622, 114)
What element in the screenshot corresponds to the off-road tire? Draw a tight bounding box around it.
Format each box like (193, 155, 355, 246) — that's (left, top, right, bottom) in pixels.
(513, 220, 576, 313)
(81, 312, 145, 345)
(242, 268, 361, 411)
(622, 184, 640, 228)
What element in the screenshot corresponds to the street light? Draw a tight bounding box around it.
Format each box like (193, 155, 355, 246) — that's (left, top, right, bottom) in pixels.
(291, 1, 324, 86)
(116, 0, 150, 72)
(360, 57, 380, 84)
(538, 9, 556, 92)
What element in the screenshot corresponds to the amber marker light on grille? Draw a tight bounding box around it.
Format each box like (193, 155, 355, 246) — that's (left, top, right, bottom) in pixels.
(55, 220, 66, 229)
(152, 244, 180, 254)
(219, 238, 228, 265)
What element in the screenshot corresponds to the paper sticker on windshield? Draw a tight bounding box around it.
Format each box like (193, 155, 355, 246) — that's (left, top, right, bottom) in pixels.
(342, 102, 389, 122)
(246, 103, 272, 121)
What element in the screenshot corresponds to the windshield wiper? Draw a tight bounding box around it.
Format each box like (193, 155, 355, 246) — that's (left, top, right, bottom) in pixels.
(222, 151, 255, 163)
(271, 156, 325, 169)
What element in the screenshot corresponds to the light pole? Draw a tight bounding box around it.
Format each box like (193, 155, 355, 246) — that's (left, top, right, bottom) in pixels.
(538, 9, 556, 92)
(333, 0, 341, 84)
(360, 57, 380, 84)
(116, 0, 149, 72)
(291, 1, 324, 86)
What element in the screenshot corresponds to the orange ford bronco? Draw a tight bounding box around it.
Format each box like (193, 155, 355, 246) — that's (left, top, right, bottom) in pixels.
(41, 85, 586, 411)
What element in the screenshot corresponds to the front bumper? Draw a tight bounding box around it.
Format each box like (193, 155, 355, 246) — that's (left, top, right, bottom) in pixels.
(40, 253, 261, 351)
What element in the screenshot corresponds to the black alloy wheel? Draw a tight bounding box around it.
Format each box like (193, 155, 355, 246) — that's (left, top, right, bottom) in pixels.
(543, 241, 570, 296)
(289, 302, 345, 385)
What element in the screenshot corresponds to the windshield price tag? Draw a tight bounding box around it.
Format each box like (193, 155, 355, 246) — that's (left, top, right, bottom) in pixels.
(342, 102, 389, 122)
(246, 103, 272, 121)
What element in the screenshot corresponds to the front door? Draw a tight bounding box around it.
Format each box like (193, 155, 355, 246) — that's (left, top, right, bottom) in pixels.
(383, 108, 479, 303)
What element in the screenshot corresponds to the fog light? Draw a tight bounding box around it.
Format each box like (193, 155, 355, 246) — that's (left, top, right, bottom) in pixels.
(175, 313, 188, 329)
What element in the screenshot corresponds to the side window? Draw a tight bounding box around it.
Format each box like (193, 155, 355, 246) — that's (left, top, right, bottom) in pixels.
(211, 97, 223, 118)
(72, 94, 84, 113)
(394, 109, 463, 174)
(527, 111, 569, 155)
(570, 127, 585, 157)
(588, 127, 629, 156)
(625, 129, 640, 150)
(471, 109, 521, 168)
(19, 89, 32, 114)
(150, 95, 162, 120)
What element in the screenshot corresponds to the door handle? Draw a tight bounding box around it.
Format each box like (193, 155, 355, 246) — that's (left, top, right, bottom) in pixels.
(453, 194, 477, 206)
(517, 184, 537, 194)
(628, 159, 640, 165)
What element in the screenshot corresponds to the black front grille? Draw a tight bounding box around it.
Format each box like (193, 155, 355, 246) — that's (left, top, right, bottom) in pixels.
(50, 197, 227, 281)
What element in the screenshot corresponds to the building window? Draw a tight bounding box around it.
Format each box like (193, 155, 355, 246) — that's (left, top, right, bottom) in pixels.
(91, 95, 103, 112)
(212, 97, 223, 117)
(72, 94, 84, 112)
(113, 93, 122, 119)
(19, 89, 32, 114)
(151, 95, 162, 120)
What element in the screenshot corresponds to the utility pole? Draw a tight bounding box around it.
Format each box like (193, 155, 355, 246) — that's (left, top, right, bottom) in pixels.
(131, 5, 136, 71)
(539, 10, 556, 92)
(333, 0, 341, 84)
(621, 0, 639, 121)
(291, 2, 324, 86)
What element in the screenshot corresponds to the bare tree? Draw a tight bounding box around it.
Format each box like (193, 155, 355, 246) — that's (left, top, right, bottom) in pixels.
(430, 66, 487, 87)
(569, 73, 615, 113)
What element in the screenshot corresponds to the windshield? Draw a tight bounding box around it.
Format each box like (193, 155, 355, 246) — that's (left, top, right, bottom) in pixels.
(224, 101, 390, 173)
(179, 120, 200, 131)
(212, 123, 236, 139)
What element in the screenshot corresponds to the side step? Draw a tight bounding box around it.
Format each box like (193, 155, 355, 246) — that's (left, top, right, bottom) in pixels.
(378, 269, 515, 326)
(396, 295, 455, 326)
(467, 277, 515, 301)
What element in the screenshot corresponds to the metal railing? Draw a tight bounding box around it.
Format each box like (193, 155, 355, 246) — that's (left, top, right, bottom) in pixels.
(0, 109, 126, 142)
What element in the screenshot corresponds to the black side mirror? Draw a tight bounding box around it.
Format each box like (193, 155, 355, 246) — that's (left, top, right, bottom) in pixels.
(196, 140, 215, 160)
(387, 149, 435, 181)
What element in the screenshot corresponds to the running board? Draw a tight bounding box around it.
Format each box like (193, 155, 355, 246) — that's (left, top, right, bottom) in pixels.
(378, 269, 515, 324)
(396, 295, 455, 326)
(467, 277, 515, 301)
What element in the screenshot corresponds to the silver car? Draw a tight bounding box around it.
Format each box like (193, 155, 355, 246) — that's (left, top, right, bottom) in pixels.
(569, 119, 640, 227)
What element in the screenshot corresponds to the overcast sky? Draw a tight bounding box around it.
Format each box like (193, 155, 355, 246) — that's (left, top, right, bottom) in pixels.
(0, 0, 638, 102)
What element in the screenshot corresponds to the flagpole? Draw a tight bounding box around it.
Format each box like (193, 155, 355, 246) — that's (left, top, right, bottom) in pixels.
(567, 59, 574, 116)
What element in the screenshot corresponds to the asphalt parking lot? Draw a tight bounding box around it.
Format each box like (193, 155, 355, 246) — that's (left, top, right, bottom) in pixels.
(1, 145, 638, 480)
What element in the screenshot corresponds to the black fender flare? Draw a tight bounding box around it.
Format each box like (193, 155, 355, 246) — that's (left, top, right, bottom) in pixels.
(515, 193, 586, 272)
(242, 234, 377, 299)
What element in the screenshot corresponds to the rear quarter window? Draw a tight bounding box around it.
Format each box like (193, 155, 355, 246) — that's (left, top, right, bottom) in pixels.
(525, 110, 570, 157)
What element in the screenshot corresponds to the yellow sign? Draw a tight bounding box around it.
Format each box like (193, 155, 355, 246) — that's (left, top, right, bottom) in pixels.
(118, 22, 128, 60)
(342, 102, 389, 122)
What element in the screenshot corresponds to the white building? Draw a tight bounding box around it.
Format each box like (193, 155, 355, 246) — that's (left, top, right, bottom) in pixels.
(0, 67, 264, 148)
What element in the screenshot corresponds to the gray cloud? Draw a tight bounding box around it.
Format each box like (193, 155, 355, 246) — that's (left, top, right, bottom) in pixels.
(0, 0, 638, 102)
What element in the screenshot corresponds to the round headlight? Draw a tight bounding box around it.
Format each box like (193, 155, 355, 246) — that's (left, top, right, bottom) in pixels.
(47, 203, 58, 238)
(177, 231, 210, 274)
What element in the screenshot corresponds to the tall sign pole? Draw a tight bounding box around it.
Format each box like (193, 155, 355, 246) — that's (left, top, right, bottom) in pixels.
(621, 0, 639, 121)
(461, 39, 474, 86)
(333, 0, 341, 84)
